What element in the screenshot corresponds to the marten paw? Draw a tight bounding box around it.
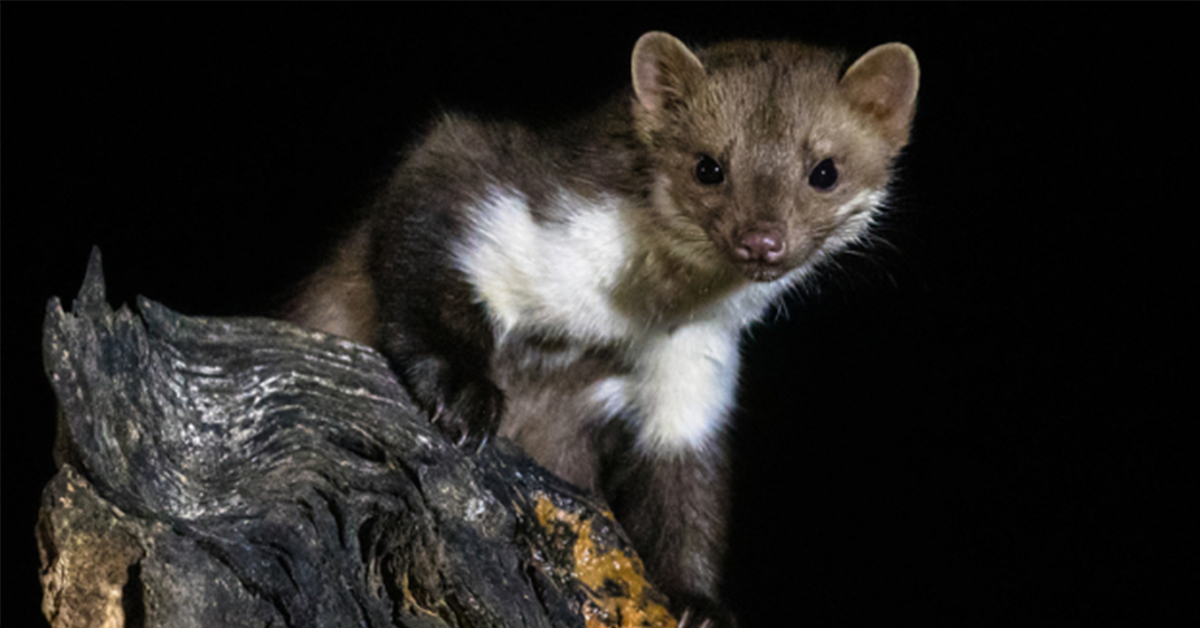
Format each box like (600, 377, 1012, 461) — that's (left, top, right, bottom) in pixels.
(674, 598, 737, 628)
(430, 377, 505, 452)
(401, 356, 504, 452)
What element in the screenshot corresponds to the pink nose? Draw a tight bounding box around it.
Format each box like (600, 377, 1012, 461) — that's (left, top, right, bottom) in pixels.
(735, 229, 786, 264)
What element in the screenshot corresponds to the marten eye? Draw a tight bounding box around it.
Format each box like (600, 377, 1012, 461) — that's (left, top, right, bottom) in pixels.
(808, 158, 838, 190)
(694, 154, 725, 185)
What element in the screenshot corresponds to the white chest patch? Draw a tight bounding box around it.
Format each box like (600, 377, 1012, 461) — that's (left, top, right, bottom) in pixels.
(456, 187, 748, 452)
(454, 187, 634, 343)
(628, 321, 743, 451)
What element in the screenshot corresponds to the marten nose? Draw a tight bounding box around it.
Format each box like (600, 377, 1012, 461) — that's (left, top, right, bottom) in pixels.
(734, 228, 786, 264)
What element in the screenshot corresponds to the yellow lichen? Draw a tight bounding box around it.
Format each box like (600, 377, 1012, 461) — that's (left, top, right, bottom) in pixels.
(535, 495, 677, 628)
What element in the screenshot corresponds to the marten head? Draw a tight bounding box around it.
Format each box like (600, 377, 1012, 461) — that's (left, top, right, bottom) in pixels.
(630, 31, 919, 284)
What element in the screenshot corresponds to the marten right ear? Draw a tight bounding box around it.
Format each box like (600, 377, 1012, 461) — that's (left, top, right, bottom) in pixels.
(631, 31, 707, 116)
(841, 43, 920, 150)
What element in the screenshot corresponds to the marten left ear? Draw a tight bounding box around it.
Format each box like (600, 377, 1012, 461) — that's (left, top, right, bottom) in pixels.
(841, 43, 920, 148)
(631, 31, 707, 116)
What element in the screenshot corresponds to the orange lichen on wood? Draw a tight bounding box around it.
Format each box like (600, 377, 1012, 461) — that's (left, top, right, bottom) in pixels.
(534, 495, 677, 628)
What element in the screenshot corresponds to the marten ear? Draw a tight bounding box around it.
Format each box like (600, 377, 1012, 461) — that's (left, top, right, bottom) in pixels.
(841, 43, 920, 148)
(631, 31, 707, 115)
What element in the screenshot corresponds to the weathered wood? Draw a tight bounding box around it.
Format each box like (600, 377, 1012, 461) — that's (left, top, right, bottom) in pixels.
(38, 248, 677, 628)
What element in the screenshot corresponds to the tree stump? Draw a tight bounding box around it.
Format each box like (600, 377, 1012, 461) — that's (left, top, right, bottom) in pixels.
(37, 248, 677, 628)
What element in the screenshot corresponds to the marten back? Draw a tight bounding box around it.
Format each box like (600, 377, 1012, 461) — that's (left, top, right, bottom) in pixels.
(286, 225, 378, 347)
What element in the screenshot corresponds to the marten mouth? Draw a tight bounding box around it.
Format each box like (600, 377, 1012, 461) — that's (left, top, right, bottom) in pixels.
(737, 260, 787, 283)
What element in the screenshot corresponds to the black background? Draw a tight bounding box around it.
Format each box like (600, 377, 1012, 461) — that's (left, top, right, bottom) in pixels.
(4, 6, 1191, 625)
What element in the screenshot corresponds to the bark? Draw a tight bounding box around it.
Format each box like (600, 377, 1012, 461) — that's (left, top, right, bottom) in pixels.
(37, 248, 676, 628)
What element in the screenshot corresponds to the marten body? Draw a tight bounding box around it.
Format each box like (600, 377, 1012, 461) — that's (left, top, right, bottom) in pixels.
(288, 32, 919, 625)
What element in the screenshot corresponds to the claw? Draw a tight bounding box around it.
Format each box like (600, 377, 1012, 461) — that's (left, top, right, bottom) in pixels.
(677, 607, 717, 628)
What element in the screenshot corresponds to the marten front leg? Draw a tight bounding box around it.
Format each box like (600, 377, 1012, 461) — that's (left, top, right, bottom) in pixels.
(599, 426, 736, 627)
(369, 212, 504, 451)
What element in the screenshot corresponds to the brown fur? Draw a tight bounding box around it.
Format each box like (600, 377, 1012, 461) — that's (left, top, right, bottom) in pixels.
(285, 225, 379, 347)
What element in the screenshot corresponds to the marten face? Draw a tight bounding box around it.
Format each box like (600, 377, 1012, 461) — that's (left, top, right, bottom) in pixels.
(632, 34, 917, 285)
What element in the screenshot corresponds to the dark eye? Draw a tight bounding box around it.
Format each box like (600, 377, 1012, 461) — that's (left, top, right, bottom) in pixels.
(694, 154, 724, 185)
(808, 158, 838, 190)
